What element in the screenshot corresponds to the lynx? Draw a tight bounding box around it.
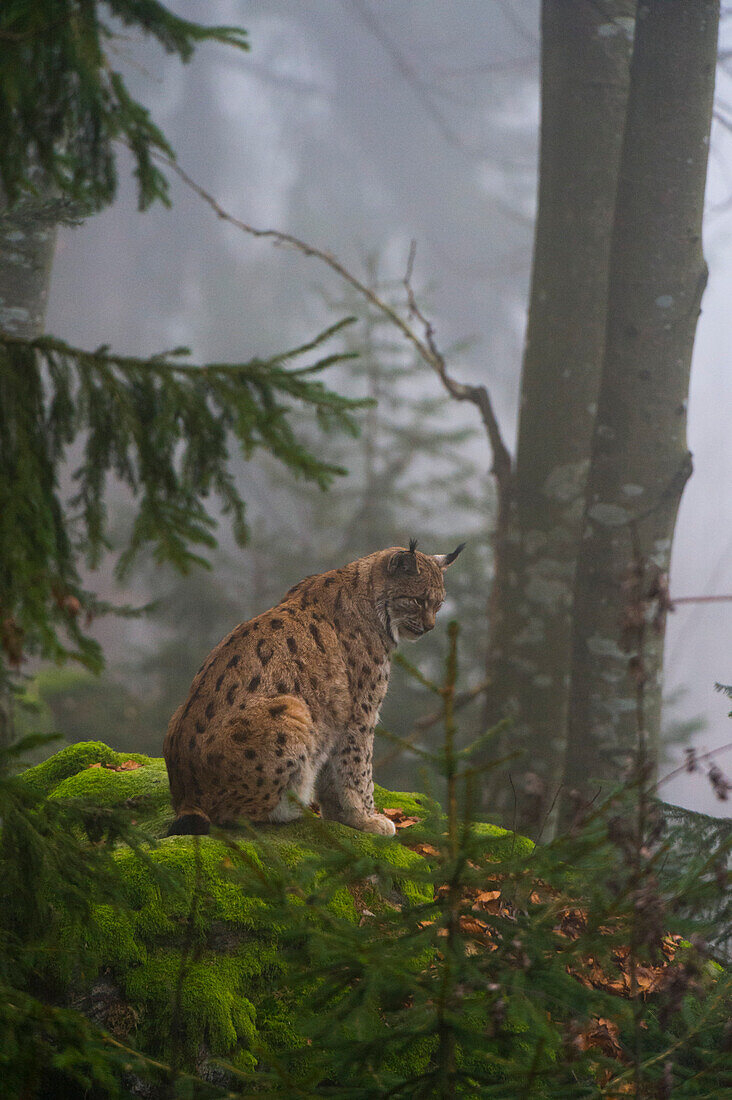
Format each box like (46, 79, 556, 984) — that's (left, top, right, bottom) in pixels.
(164, 540, 464, 837)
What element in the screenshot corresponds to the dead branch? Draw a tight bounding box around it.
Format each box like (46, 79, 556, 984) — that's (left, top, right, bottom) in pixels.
(344, 0, 533, 195)
(402, 239, 512, 487)
(669, 594, 732, 606)
(150, 150, 513, 496)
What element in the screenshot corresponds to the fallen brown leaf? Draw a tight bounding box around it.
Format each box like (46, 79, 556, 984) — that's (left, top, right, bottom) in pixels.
(576, 1016, 624, 1059)
(599, 1069, 636, 1097)
(459, 915, 491, 938)
(86, 760, 143, 773)
(473, 889, 502, 907)
(557, 907, 588, 939)
(661, 933, 682, 961)
(412, 842, 440, 858)
(382, 807, 421, 828)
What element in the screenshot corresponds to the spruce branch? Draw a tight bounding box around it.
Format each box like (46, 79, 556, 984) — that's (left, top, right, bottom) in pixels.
(0, 323, 367, 671)
(0, 1, 249, 209)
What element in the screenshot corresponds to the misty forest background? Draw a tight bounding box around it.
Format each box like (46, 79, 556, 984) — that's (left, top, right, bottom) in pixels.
(3, 2, 732, 1096)
(6, 0, 732, 822)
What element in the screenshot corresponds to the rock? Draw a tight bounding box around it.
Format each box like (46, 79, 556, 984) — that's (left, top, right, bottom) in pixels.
(18, 741, 530, 1088)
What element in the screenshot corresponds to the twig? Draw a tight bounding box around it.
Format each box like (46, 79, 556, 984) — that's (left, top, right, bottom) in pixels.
(533, 782, 564, 845)
(656, 741, 732, 790)
(509, 771, 518, 857)
(669, 593, 732, 605)
(375, 677, 489, 769)
(402, 238, 512, 486)
(347, 0, 472, 154)
(345, 0, 532, 200)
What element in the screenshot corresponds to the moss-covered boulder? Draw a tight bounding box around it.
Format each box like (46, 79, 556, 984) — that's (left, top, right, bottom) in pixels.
(18, 742, 531, 1085)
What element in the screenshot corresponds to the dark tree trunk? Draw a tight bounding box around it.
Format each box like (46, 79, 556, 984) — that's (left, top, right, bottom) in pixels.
(0, 183, 62, 745)
(0, 177, 88, 745)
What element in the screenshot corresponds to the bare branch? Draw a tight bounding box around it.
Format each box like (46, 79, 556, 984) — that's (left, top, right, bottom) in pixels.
(151, 150, 513, 492)
(402, 238, 512, 486)
(344, 0, 535, 202)
(669, 594, 732, 605)
(346, 0, 468, 151)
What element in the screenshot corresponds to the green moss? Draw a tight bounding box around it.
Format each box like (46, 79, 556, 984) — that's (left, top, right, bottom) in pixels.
(125, 949, 258, 1061)
(24, 741, 535, 1086)
(50, 758, 171, 835)
(473, 820, 535, 860)
(19, 740, 150, 798)
(383, 1033, 436, 1081)
(373, 784, 426, 819)
(82, 902, 146, 972)
(112, 836, 270, 937)
(373, 783, 533, 863)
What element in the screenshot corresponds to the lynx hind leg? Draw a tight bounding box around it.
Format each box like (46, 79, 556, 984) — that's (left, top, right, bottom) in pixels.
(211, 694, 323, 825)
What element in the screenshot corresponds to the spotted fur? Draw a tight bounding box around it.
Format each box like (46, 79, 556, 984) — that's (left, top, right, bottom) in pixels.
(164, 543, 463, 837)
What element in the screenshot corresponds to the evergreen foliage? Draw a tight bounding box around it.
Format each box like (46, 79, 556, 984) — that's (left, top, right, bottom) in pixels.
(0, 736, 164, 1097)
(3, 631, 728, 1098)
(0, 0, 371, 752)
(0, 321, 365, 692)
(0, 0, 248, 211)
(210, 626, 730, 1097)
(657, 801, 732, 964)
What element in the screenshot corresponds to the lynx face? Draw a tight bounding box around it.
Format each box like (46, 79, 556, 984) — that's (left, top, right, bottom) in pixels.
(382, 552, 446, 641)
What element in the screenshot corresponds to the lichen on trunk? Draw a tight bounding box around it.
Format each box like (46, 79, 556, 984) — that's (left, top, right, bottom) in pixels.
(0, 176, 84, 338)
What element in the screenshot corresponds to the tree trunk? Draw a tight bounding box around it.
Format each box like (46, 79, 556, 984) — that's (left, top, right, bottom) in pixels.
(483, 0, 635, 832)
(560, 0, 719, 823)
(0, 189, 60, 338)
(0, 182, 70, 746)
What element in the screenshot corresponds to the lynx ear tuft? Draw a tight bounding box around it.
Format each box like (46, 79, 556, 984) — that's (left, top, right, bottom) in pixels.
(433, 542, 466, 571)
(409, 537, 418, 553)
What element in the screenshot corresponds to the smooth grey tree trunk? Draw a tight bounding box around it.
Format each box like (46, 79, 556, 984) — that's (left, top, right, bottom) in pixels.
(483, 0, 635, 831)
(560, 0, 719, 823)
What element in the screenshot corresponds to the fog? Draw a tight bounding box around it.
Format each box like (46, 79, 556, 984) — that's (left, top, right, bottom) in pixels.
(45, 1, 732, 815)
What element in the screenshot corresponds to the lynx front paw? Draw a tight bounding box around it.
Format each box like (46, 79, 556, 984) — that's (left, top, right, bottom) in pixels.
(362, 813, 397, 837)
